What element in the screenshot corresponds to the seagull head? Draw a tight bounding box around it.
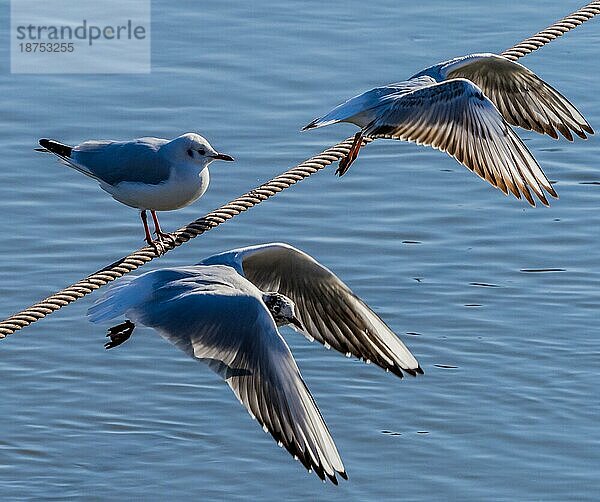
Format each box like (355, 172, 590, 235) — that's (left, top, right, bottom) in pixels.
(169, 133, 234, 166)
(262, 292, 304, 330)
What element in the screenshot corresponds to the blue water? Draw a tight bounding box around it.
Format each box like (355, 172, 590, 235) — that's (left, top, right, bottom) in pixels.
(1, 0, 599, 499)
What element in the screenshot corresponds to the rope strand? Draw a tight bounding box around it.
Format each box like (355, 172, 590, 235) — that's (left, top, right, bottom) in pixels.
(1, 1, 598, 339)
(501, 1, 600, 61)
(0, 137, 364, 337)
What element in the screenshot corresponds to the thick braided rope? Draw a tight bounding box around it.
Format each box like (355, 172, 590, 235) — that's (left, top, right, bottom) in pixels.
(0, 138, 364, 337)
(500, 1, 600, 61)
(0, 1, 598, 339)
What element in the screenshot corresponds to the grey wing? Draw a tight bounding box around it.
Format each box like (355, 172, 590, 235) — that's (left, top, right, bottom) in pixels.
(69, 137, 172, 185)
(131, 285, 347, 483)
(442, 53, 593, 140)
(365, 78, 556, 206)
(234, 243, 422, 378)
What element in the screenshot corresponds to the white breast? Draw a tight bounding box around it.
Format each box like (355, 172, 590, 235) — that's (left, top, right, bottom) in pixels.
(100, 167, 210, 211)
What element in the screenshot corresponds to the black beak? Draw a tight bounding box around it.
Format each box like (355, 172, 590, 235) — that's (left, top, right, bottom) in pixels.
(212, 152, 235, 161)
(290, 316, 304, 331)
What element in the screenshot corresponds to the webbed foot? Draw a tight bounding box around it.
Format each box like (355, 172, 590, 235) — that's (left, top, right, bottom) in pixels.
(105, 320, 135, 349)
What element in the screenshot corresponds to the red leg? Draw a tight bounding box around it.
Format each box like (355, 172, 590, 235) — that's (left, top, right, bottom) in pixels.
(336, 131, 364, 176)
(141, 210, 153, 245)
(151, 210, 176, 244)
(141, 210, 162, 255)
(151, 210, 163, 234)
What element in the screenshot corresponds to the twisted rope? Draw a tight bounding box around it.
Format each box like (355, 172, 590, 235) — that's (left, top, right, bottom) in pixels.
(0, 1, 598, 339)
(0, 137, 366, 337)
(500, 1, 600, 61)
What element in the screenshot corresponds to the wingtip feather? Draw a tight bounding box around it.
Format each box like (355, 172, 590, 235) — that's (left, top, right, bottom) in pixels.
(302, 118, 320, 131)
(38, 138, 73, 157)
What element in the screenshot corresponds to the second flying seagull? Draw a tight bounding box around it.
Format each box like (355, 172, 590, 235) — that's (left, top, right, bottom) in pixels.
(304, 53, 593, 206)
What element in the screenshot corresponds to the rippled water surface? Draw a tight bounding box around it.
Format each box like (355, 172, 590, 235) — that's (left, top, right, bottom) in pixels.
(1, 1, 600, 499)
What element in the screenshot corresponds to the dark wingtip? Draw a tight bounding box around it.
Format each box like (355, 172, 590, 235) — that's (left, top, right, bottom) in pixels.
(400, 365, 424, 377)
(38, 138, 72, 157)
(339, 470, 349, 481)
(560, 127, 574, 142)
(313, 464, 326, 482)
(302, 119, 319, 131)
(547, 183, 559, 199)
(520, 185, 536, 207)
(538, 192, 550, 207)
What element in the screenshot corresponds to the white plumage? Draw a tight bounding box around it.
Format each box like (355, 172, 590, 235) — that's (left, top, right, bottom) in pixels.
(38, 133, 234, 249)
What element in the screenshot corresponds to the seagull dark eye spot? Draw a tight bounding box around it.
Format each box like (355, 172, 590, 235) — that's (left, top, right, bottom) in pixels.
(198, 148, 206, 155)
(273, 305, 281, 314)
(187, 148, 194, 158)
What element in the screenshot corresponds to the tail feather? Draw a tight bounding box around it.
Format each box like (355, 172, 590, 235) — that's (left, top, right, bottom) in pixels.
(38, 138, 101, 181)
(38, 139, 73, 158)
(87, 276, 138, 323)
(302, 85, 413, 132)
(301, 116, 341, 131)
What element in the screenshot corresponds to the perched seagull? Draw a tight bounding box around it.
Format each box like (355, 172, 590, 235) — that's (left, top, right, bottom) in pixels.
(37, 133, 234, 251)
(88, 243, 422, 481)
(303, 53, 593, 206)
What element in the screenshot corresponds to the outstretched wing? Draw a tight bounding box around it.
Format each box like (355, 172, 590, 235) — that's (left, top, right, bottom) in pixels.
(441, 53, 593, 140)
(364, 78, 556, 206)
(210, 243, 423, 378)
(91, 270, 346, 484)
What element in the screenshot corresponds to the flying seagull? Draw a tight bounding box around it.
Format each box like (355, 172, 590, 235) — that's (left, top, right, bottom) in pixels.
(88, 243, 422, 481)
(37, 133, 234, 252)
(303, 53, 593, 206)
(89, 264, 346, 483)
